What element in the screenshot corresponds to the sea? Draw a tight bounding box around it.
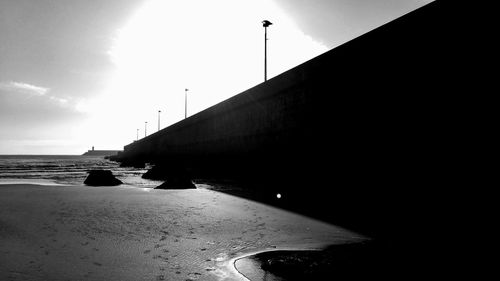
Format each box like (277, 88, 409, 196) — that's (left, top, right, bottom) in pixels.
(0, 155, 163, 187)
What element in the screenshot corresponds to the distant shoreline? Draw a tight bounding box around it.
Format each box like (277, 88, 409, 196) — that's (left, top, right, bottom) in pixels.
(0, 153, 120, 157)
(0, 154, 82, 156)
(82, 150, 121, 156)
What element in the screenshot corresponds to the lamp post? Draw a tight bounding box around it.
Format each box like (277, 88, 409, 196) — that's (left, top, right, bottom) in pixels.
(158, 110, 161, 131)
(185, 88, 188, 119)
(145, 122, 148, 137)
(136, 128, 139, 141)
(262, 20, 273, 81)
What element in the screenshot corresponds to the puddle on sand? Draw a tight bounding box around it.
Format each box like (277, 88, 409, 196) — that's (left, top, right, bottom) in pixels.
(232, 248, 323, 281)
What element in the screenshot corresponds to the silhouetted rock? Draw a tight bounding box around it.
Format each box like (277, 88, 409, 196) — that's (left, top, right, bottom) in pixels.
(142, 165, 169, 180)
(84, 170, 122, 186)
(154, 177, 196, 189)
(145, 164, 196, 189)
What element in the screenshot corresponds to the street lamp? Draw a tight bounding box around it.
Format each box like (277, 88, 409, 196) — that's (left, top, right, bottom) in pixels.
(145, 121, 148, 137)
(158, 110, 161, 131)
(185, 88, 189, 119)
(262, 20, 273, 81)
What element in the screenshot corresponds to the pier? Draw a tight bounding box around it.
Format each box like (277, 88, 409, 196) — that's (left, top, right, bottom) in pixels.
(112, 1, 462, 238)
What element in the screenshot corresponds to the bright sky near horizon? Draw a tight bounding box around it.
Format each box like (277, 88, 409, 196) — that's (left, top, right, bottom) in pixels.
(0, 0, 433, 155)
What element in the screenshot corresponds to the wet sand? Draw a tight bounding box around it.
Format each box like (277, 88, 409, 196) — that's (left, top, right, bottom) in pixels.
(0, 184, 366, 281)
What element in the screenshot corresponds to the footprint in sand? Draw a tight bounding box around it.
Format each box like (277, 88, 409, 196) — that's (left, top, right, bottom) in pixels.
(187, 272, 202, 279)
(153, 255, 164, 260)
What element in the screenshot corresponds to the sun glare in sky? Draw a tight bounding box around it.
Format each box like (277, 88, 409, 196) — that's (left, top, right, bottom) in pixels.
(0, 0, 434, 154)
(75, 0, 327, 149)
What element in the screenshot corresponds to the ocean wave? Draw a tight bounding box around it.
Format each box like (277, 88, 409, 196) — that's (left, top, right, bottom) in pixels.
(0, 155, 156, 187)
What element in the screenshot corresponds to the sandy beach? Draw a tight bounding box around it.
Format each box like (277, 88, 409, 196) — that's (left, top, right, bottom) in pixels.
(0, 184, 366, 281)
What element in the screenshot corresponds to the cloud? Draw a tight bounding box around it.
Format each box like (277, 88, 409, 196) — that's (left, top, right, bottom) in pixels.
(0, 80, 85, 127)
(49, 95, 69, 105)
(0, 80, 75, 110)
(0, 81, 50, 96)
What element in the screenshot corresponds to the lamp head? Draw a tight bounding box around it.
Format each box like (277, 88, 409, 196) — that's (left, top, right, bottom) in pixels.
(262, 20, 273, 27)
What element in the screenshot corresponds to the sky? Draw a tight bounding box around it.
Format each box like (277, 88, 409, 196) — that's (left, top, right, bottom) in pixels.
(0, 0, 434, 155)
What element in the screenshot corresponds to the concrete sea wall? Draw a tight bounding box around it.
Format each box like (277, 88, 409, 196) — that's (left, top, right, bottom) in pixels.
(113, 1, 465, 238)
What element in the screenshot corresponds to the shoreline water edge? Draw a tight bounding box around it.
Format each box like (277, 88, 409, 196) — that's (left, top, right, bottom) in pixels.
(0, 155, 161, 187)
